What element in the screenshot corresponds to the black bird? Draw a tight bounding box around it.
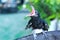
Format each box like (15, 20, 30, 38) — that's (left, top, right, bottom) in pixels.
(25, 6, 49, 40)
(25, 6, 49, 31)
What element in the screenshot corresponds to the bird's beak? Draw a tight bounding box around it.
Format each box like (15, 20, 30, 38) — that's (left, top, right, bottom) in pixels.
(26, 13, 35, 17)
(25, 13, 31, 18)
(26, 5, 36, 17)
(26, 13, 32, 17)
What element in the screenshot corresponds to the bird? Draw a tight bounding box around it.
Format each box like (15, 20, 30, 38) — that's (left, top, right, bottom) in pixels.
(25, 6, 49, 40)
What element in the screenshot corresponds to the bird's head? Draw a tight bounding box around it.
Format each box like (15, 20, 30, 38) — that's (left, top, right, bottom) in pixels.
(26, 6, 40, 17)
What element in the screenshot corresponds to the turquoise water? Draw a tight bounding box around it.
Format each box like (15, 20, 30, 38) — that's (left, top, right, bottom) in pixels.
(0, 13, 32, 40)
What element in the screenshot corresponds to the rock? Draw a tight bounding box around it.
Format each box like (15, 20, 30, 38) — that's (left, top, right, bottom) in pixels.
(16, 31, 60, 40)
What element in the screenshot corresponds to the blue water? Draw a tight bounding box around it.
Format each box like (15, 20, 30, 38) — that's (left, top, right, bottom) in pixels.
(0, 13, 32, 40)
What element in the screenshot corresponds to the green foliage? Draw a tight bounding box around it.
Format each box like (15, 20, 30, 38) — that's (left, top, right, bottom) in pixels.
(18, 5, 23, 10)
(17, 0, 60, 25)
(26, 4, 32, 12)
(26, 0, 60, 25)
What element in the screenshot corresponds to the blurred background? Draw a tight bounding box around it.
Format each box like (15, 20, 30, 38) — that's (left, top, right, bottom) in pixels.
(0, 0, 60, 40)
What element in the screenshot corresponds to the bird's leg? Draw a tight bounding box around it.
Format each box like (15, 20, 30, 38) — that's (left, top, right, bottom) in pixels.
(33, 32, 37, 40)
(32, 29, 38, 40)
(33, 29, 43, 40)
(42, 31, 48, 40)
(42, 31, 48, 37)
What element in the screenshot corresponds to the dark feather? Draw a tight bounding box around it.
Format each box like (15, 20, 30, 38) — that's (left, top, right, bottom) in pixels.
(25, 11, 49, 31)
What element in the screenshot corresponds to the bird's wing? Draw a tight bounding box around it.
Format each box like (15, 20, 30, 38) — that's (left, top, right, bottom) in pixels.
(25, 19, 32, 29)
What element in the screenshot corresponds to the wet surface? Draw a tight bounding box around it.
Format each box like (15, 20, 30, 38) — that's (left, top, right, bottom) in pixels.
(0, 13, 32, 40)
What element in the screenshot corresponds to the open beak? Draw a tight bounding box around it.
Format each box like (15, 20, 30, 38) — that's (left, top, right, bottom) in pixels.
(26, 5, 35, 17)
(26, 12, 35, 17)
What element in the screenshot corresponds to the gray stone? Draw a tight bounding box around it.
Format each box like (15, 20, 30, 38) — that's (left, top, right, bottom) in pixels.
(16, 31, 60, 40)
